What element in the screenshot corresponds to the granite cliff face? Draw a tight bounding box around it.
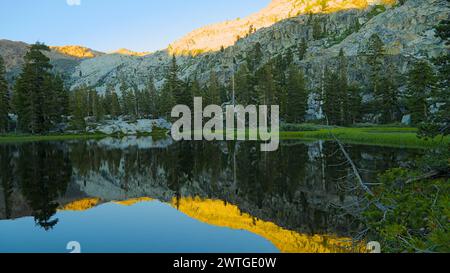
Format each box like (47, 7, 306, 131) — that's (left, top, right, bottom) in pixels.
(168, 0, 397, 55)
(65, 0, 448, 98)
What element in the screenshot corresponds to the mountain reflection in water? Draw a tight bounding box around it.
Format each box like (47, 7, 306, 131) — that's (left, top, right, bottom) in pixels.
(0, 137, 421, 253)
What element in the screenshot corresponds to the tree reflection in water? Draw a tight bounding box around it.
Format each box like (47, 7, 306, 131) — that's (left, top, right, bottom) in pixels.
(17, 143, 71, 230)
(0, 138, 421, 235)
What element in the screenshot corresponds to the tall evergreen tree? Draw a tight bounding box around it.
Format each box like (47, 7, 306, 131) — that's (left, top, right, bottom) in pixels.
(347, 84, 362, 124)
(190, 77, 203, 98)
(246, 42, 263, 72)
(367, 34, 384, 101)
(160, 55, 180, 118)
(92, 92, 104, 121)
(322, 67, 340, 125)
(13, 43, 59, 133)
(298, 38, 308, 61)
(175, 77, 193, 107)
(312, 18, 324, 40)
(286, 65, 308, 123)
(120, 81, 137, 118)
(257, 63, 276, 105)
(235, 63, 255, 105)
(110, 90, 122, 118)
(103, 86, 113, 116)
(0, 56, 9, 133)
(51, 75, 69, 123)
(69, 87, 88, 130)
(419, 19, 450, 138)
(272, 55, 289, 118)
(377, 63, 401, 123)
(406, 60, 436, 125)
(337, 49, 349, 125)
(142, 77, 159, 118)
(206, 70, 221, 105)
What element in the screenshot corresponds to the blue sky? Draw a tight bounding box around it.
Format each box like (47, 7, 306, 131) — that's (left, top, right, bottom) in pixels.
(0, 0, 270, 52)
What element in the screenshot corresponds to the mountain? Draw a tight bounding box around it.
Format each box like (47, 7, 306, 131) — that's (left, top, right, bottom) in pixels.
(1, 0, 448, 112)
(66, 0, 448, 101)
(168, 0, 397, 55)
(50, 45, 105, 59)
(113, 48, 151, 57)
(0, 39, 82, 82)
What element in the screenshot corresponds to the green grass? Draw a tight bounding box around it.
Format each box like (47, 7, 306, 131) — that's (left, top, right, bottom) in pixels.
(0, 130, 169, 144)
(1, 127, 448, 149)
(280, 127, 450, 149)
(0, 133, 108, 143)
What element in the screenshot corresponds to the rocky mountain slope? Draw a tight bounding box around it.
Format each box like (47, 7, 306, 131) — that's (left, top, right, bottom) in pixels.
(65, 0, 449, 102)
(0, 39, 83, 82)
(0, 42, 147, 83)
(1, 0, 448, 106)
(50, 45, 105, 59)
(168, 0, 396, 55)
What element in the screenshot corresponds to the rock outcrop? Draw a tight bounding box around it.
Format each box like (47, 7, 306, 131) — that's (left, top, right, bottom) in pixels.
(50, 45, 105, 59)
(86, 118, 171, 135)
(169, 0, 397, 55)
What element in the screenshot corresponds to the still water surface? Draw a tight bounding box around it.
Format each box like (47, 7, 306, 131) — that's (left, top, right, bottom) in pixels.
(0, 137, 421, 253)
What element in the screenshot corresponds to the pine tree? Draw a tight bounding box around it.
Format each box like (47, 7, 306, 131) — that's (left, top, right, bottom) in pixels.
(206, 70, 221, 105)
(175, 77, 192, 107)
(298, 38, 308, 60)
(257, 63, 276, 105)
(235, 63, 253, 105)
(160, 55, 179, 118)
(377, 63, 401, 123)
(92, 92, 104, 122)
(418, 19, 449, 138)
(69, 87, 87, 130)
(190, 77, 203, 98)
(51, 75, 69, 123)
(246, 42, 263, 72)
(322, 67, 340, 125)
(367, 34, 384, 92)
(142, 77, 159, 118)
(286, 65, 308, 123)
(435, 19, 450, 46)
(120, 81, 137, 118)
(0, 56, 9, 133)
(159, 83, 175, 118)
(347, 84, 362, 124)
(104, 86, 113, 116)
(312, 18, 323, 40)
(337, 49, 349, 125)
(13, 43, 57, 133)
(110, 91, 121, 118)
(272, 55, 288, 119)
(406, 60, 436, 125)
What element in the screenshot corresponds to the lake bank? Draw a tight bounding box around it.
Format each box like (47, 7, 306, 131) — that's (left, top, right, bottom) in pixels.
(1, 127, 448, 149)
(280, 127, 450, 149)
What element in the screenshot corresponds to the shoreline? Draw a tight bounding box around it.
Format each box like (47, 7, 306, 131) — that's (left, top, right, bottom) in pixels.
(0, 127, 448, 149)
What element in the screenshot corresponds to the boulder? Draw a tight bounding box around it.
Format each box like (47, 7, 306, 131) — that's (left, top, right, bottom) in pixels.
(401, 114, 412, 126)
(116, 120, 137, 135)
(152, 118, 172, 130)
(136, 119, 153, 133)
(87, 118, 171, 135)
